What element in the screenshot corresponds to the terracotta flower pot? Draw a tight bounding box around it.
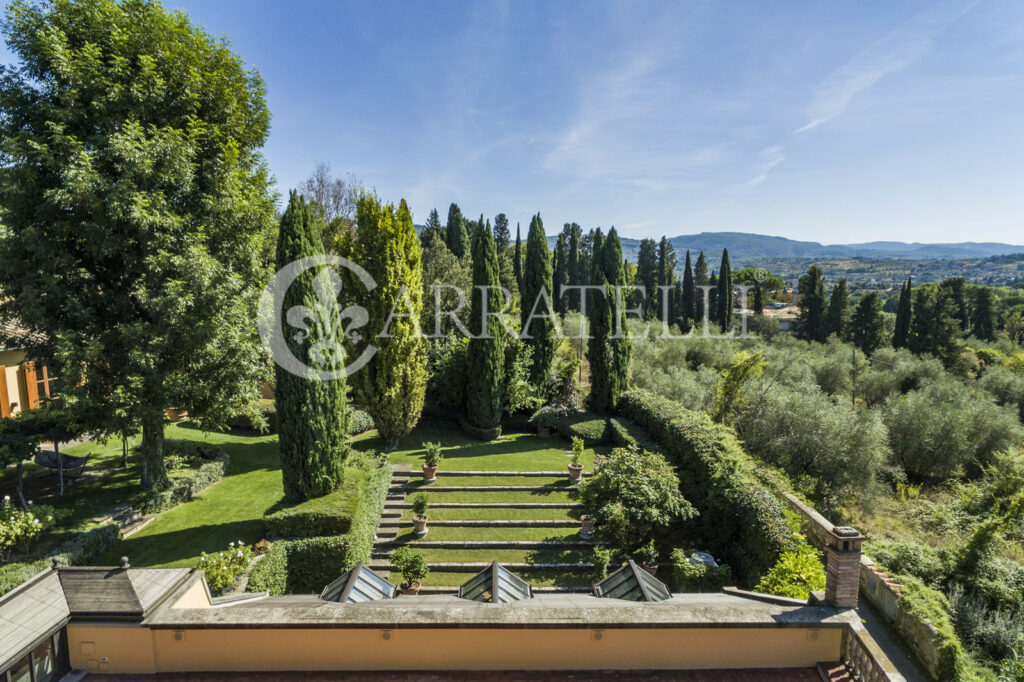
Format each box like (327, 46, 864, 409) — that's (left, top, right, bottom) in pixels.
(642, 563, 659, 576)
(413, 515, 428, 536)
(537, 426, 552, 438)
(579, 515, 595, 539)
(422, 464, 438, 482)
(402, 581, 421, 596)
(568, 463, 583, 483)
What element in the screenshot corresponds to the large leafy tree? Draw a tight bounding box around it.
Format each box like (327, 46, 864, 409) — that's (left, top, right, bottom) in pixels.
(275, 193, 347, 501)
(893, 277, 913, 348)
(0, 0, 275, 490)
(349, 194, 427, 448)
(520, 214, 555, 383)
(466, 221, 504, 431)
(796, 266, 827, 342)
(717, 248, 732, 330)
(908, 286, 960, 364)
(445, 203, 469, 259)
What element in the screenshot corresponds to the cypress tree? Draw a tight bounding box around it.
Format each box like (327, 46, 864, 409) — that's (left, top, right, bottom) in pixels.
(276, 192, 347, 501)
(603, 228, 630, 411)
(908, 286, 960, 363)
(636, 239, 658, 320)
(972, 287, 997, 341)
(466, 221, 505, 431)
(708, 271, 718, 326)
(587, 229, 610, 412)
(942, 277, 970, 331)
(446, 203, 469, 258)
(420, 208, 444, 248)
(717, 248, 732, 330)
(753, 281, 764, 315)
(513, 223, 523, 290)
(350, 195, 427, 449)
(493, 213, 511, 253)
(681, 250, 695, 325)
(552, 230, 569, 313)
(567, 224, 581, 311)
(521, 214, 555, 383)
(851, 292, 884, 355)
(694, 251, 709, 321)
(796, 265, 827, 342)
(656, 237, 676, 323)
(824, 279, 850, 340)
(893, 277, 913, 348)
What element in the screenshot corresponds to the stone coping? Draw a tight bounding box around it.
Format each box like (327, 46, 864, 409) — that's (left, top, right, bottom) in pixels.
(149, 587, 856, 631)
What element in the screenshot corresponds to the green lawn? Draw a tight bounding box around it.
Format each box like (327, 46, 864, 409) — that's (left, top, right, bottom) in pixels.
(392, 569, 593, 587)
(399, 507, 579, 522)
(389, 527, 582, 542)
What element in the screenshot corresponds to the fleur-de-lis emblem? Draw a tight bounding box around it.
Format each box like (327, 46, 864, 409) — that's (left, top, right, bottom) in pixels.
(285, 267, 369, 371)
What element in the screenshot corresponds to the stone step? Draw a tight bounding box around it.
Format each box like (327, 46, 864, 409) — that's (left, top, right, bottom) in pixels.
(401, 485, 577, 493)
(369, 561, 594, 572)
(401, 519, 578, 528)
(424, 470, 592, 478)
(395, 502, 581, 509)
(373, 539, 592, 554)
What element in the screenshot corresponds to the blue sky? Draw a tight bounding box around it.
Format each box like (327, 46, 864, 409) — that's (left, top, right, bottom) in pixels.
(5, 0, 1024, 244)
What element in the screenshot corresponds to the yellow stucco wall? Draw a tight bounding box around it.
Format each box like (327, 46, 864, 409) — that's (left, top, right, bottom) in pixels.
(0, 350, 25, 414)
(170, 580, 211, 609)
(67, 624, 843, 674)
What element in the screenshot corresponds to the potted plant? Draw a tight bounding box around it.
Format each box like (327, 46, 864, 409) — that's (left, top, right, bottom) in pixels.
(391, 546, 429, 595)
(579, 514, 596, 539)
(411, 493, 429, 536)
(422, 441, 442, 482)
(567, 435, 584, 483)
(376, 450, 389, 468)
(529, 405, 562, 437)
(635, 540, 659, 576)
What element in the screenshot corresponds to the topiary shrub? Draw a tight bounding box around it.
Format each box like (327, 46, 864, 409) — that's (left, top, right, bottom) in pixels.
(458, 415, 501, 441)
(556, 411, 609, 446)
(671, 549, 732, 593)
(607, 417, 657, 451)
(282, 535, 355, 594)
(348, 408, 375, 435)
(529, 405, 563, 430)
(616, 389, 793, 586)
(263, 467, 366, 539)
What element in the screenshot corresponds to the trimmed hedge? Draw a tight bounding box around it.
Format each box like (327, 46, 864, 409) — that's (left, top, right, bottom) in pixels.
(142, 449, 229, 514)
(608, 417, 658, 451)
(249, 460, 391, 595)
(0, 522, 120, 596)
(556, 412, 609, 446)
(458, 416, 501, 442)
(616, 389, 792, 586)
(349, 408, 375, 435)
(264, 468, 366, 539)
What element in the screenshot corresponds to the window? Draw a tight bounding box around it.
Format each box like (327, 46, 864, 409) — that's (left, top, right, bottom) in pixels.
(35, 365, 59, 401)
(30, 640, 54, 682)
(8, 655, 30, 682)
(2, 631, 69, 682)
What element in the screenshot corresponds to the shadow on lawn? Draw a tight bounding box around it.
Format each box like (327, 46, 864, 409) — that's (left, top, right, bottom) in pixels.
(100, 518, 266, 568)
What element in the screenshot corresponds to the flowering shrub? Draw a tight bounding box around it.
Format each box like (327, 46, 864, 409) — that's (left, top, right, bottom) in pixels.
(199, 541, 254, 595)
(0, 497, 56, 563)
(252, 539, 271, 555)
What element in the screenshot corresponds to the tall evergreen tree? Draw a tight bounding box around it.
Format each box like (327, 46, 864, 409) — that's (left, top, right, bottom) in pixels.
(513, 223, 523, 289)
(446, 203, 469, 258)
(521, 214, 555, 383)
(552, 230, 569, 313)
(276, 193, 347, 501)
(851, 292, 885, 355)
(350, 195, 427, 449)
(708, 271, 719, 327)
(636, 239, 659, 320)
(420, 208, 444, 248)
(602, 228, 630, 411)
(681, 250, 696, 325)
(587, 230, 610, 411)
(893, 277, 913, 349)
(908, 286, 960, 363)
(694, 251, 709, 321)
(466, 221, 504, 431)
(493, 213, 511, 253)
(717, 249, 733, 330)
(752, 281, 764, 315)
(972, 287, 997, 341)
(796, 266, 827, 342)
(656, 237, 677, 323)
(824, 279, 850, 340)
(567, 224, 582, 311)
(942, 277, 970, 331)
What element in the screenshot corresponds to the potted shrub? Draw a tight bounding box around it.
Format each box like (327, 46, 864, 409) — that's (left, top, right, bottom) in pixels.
(529, 405, 562, 437)
(579, 514, 596, 539)
(422, 441, 442, 482)
(411, 493, 429, 536)
(635, 540, 659, 576)
(391, 546, 429, 595)
(567, 436, 584, 483)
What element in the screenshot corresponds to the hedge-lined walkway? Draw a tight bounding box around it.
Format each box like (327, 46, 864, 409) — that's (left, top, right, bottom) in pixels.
(355, 429, 610, 592)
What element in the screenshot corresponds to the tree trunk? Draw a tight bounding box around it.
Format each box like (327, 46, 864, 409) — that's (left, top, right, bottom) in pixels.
(121, 434, 128, 468)
(140, 413, 167, 490)
(56, 441, 64, 497)
(16, 460, 27, 509)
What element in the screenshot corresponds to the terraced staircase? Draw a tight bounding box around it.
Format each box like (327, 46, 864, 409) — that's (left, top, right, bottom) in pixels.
(372, 465, 595, 594)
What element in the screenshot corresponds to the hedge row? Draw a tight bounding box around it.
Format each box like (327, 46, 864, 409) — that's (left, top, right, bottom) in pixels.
(263, 467, 366, 538)
(142, 450, 229, 514)
(555, 412, 609, 446)
(248, 461, 392, 595)
(607, 417, 658, 451)
(616, 389, 793, 586)
(0, 522, 120, 596)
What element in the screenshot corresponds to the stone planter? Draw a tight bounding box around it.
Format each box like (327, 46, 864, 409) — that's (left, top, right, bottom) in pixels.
(568, 463, 583, 483)
(642, 562, 659, 576)
(413, 514, 428, 536)
(537, 426, 552, 438)
(422, 464, 438, 482)
(401, 581, 421, 596)
(579, 515, 595, 540)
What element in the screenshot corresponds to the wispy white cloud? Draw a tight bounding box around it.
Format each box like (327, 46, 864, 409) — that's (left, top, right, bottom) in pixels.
(748, 146, 786, 187)
(795, 0, 980, 134)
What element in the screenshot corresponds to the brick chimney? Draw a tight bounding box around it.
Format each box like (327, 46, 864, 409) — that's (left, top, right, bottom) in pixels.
(825, 526, 864, 609)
